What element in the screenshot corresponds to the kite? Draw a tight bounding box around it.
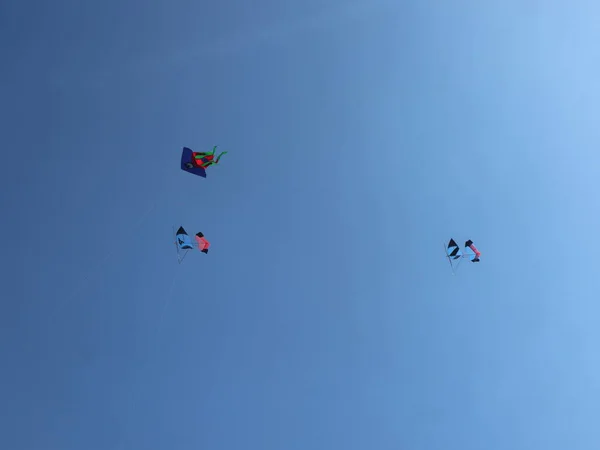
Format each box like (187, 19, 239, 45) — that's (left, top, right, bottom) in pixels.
(181, 146, 228, 177)
(174, 226, 211, 263)
(444, 238, 481, 274)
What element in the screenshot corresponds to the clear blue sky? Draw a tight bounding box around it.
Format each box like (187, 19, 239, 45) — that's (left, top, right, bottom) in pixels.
(2, 1, 600, 449)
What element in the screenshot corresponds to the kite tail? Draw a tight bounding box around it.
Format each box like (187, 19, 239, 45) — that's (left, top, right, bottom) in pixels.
(214, 151, 228, 163)
(193, 147, 218, 159)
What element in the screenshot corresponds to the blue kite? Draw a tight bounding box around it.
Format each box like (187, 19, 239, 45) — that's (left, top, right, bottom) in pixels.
(444, 238, 481, 274)
(174, 226, 211, 263)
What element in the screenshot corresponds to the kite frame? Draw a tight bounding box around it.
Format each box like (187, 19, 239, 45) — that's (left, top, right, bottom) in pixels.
(443, 241, 465, 275)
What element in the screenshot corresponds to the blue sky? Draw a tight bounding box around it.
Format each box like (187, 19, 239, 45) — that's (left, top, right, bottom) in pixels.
(2, 0, 600, 449)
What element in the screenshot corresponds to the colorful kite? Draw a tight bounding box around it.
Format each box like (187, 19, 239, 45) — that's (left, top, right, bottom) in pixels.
(180, 146, 228, 178)
(174, 226, 210, 263)
(444, 238, 481, 274)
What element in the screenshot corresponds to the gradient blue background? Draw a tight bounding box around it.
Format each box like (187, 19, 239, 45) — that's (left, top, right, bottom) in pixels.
(2, 1, 600, 449)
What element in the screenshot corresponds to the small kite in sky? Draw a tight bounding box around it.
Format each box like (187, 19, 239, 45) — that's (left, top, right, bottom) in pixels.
(174, 226, 211, 263)
(181, 146, 228, 178)
(444, 238, 481, 274)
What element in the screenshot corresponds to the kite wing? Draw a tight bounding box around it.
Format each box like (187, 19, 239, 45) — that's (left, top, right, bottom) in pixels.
(446, 238, 463, 259)
(195, 232, 210, 254)
(181, 147, 207, 178)
(176, 226, 194, 250)
(444, 238, 464, 274)
(174, 226, 194, 263)
(464, 240, 481, 262)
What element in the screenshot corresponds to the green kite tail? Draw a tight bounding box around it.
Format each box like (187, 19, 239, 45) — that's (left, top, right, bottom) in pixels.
(214, 151, 228, 164)
(193, 146, 219, 159)
(202, 153, 227, 167)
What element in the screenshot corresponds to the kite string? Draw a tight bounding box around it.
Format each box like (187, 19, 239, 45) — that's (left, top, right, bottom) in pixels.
(55, 174, 171, 315)
(154, 267, 181, 355)
(158, 271, 177, 331)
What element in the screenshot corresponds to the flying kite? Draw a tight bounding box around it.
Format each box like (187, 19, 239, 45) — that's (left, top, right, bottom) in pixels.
(181, 146, 228, 178)
(174, 226, 211, 263)
(444, 238, 481, 274)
